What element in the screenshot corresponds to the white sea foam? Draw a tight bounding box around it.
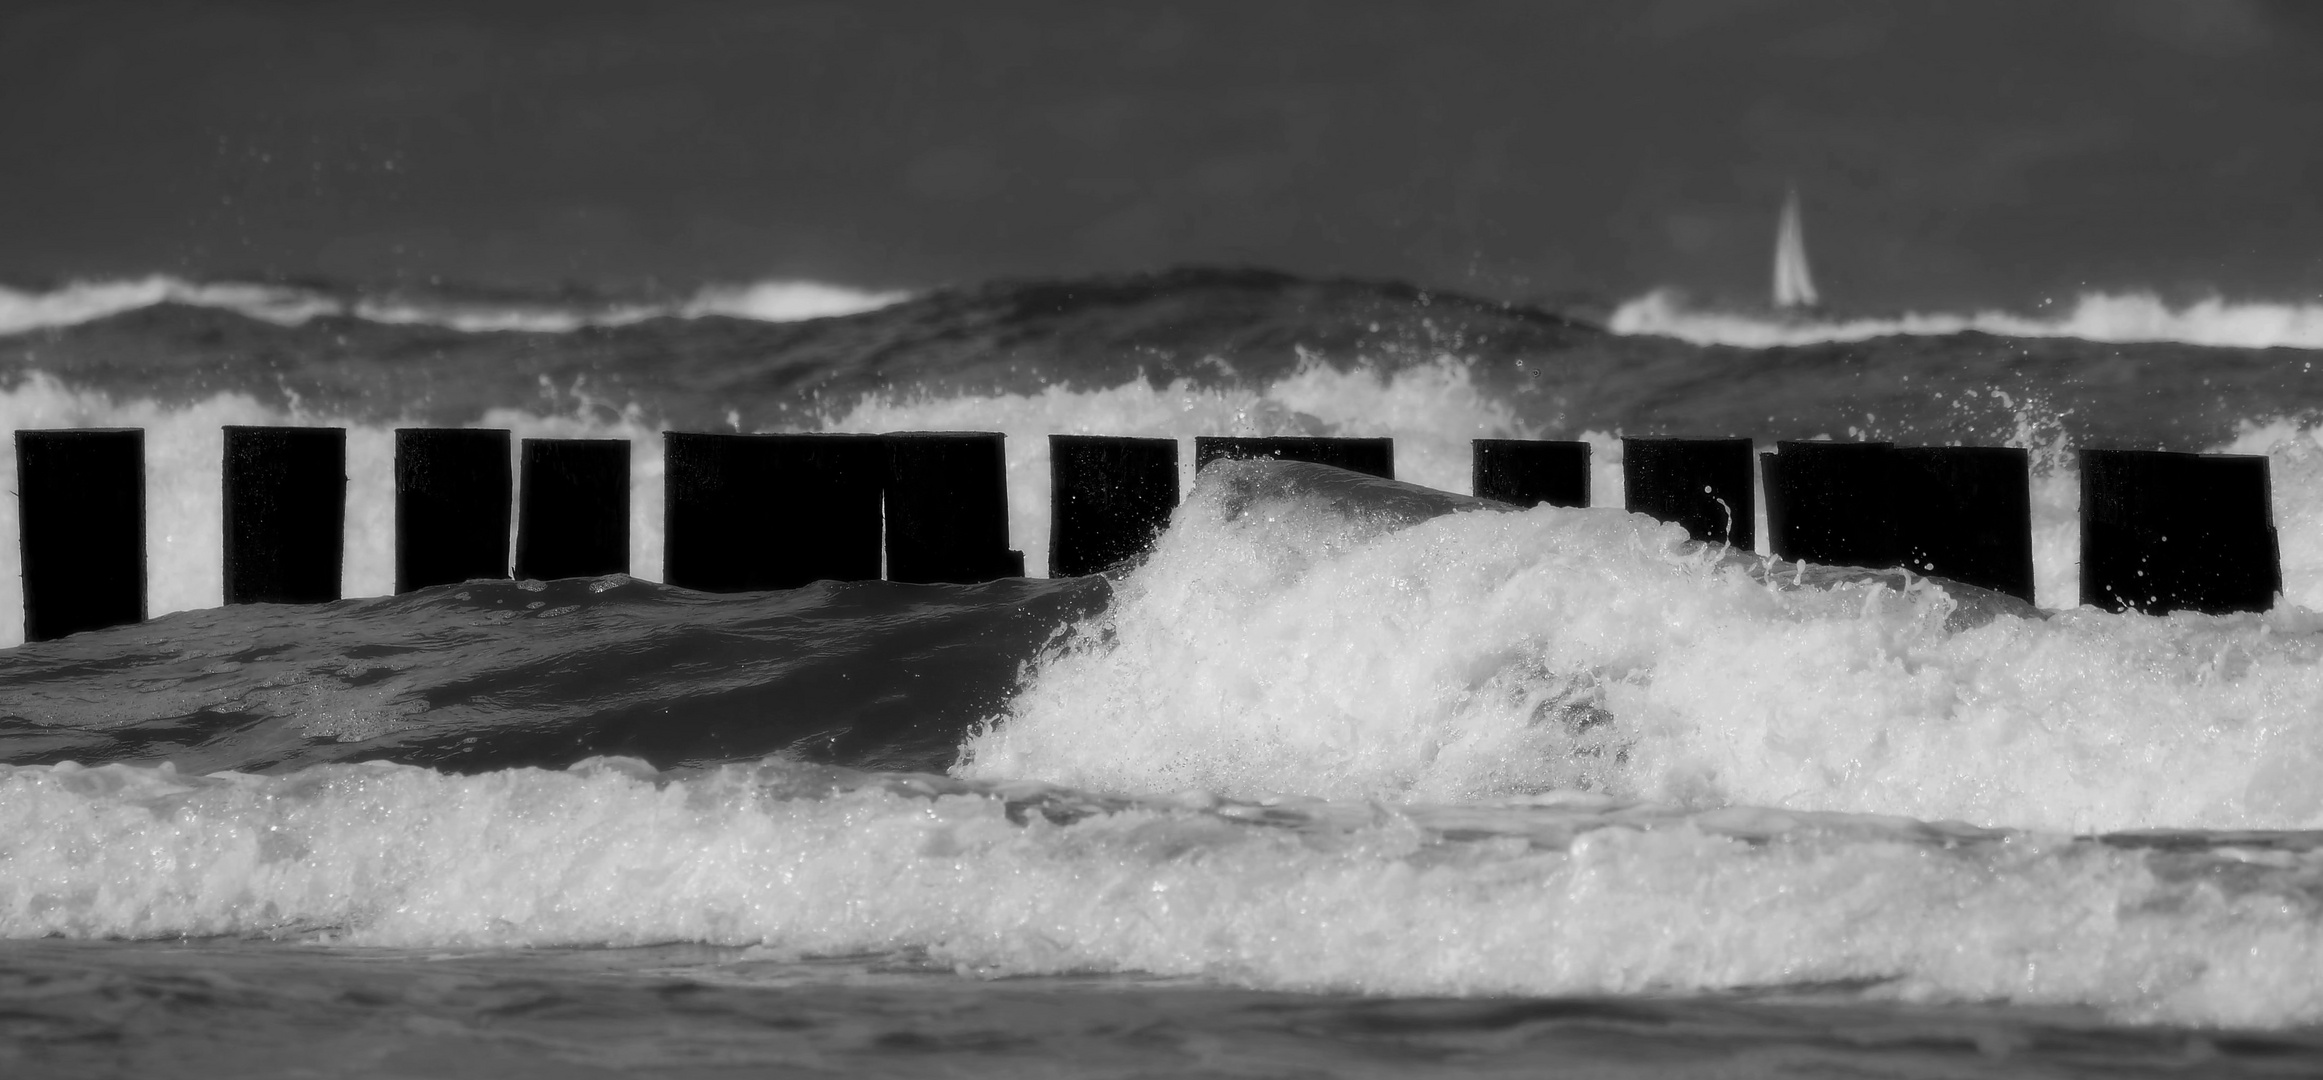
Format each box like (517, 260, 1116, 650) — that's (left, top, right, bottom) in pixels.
(824, 354, 1533, 577)
(1611, 288, 2323, 350)
(0, 275, 906, 336)
(961, 460, 2323, 832)
(2, 758, 2319, 1028)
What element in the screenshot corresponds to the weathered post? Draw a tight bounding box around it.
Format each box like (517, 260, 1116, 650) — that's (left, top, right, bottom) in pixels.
(1049, 434, 1178, 577)
(2080, 449, 2278, 614)
(16, 428, 144, 640)
(1472, 438, 1589, 507)
(886, 431, 1022, 584)
(1893, 445, 2035, 602)
(1762, 441, 1899, 569)
(663, 432, 885, 592)
(223, 426, 345, 605)
(515, 438, 631, 580)
(395, 428, 512, 592)
(1621, 437, 1754, 548)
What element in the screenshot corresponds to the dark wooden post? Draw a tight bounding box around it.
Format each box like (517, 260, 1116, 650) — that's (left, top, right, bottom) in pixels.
(2080, 449, 2279, 614)
(515, 438, 630, 580)
(1621, 437, 1754, 548)
(1472, 438, 1589, 507)
(395, 428, 512, 593)
(663, 432, 885, 592)
(16, 429, 144, 641)
(1762, 441, 1899, 569)
(223, 426, 345, 605)
(1192, 436, 1394, 479)
(1893, 446, 2035, 603)
(1050, 434, 1178, 577)
(886, 431, 1022, 584)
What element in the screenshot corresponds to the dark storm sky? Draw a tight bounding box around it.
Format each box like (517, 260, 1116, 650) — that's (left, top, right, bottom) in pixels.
(6, 0, 2321, 310)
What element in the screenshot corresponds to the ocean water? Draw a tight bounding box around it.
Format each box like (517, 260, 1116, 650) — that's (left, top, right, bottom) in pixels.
(6, 270, 2323, 1076)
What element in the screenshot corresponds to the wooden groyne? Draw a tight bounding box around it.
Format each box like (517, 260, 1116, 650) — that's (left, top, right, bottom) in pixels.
(9, 429, 2282, 641)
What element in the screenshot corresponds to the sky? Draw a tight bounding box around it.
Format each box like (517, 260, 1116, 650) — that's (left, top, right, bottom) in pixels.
(5, 0, 2322, 311)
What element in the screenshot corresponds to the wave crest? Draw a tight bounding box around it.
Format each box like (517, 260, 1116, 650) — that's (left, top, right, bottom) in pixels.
(961, 459, 2323, 832)
(0, 275, 908, 336)
(1610, 288, 2323, 349)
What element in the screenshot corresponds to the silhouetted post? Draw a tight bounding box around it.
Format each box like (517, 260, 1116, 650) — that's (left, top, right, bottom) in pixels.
(223, 426, 345, 605)
(1762, 441, 1899, 568)
(16, 429, 143, 641)
(664, 432, 885, 592)
(1193, 436, 1394, 479)
(395, 428, 512, 592)
(1472, 438, 1589, 507)
(1049, 435, 1178, 577)
(1893, 446, 2035, 602)
(1621, 437, 1754, 548)
(886, 431, 1022, 583)
(2080, 449, 2279, 614)
(516, 438, 630, 580)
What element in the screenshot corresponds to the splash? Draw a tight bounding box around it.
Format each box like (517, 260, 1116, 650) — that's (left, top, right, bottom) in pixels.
(823, 354, 1530, 577)
(0, 275, 908, 336)
(1611, 289, 2323, 350)
(960, 460, 2323, 832)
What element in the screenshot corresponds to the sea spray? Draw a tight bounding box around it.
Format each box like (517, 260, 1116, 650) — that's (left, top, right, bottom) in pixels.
(827, 354, 1529, 576)
(960, 460, 2323, 831)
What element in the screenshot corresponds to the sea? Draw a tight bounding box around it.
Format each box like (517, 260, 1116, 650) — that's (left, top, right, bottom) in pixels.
(6, 266, 2323, 1077)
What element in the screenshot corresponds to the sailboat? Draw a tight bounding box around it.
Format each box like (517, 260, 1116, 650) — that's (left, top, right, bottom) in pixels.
(1772, 188, 1820, 310)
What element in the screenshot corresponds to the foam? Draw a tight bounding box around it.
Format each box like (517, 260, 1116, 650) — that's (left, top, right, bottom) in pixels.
(1610, 288, 2323, 350)
(3, 758, 2320, 1028)
(959, 460, 2323, 832)
(824, 354, 1532, 576)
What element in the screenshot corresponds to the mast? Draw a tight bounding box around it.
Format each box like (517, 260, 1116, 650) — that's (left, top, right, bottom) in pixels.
(1773, 188, 1820, 309)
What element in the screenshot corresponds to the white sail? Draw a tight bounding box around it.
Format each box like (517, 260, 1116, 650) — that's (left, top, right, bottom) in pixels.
(1772, 189, 1820, 309)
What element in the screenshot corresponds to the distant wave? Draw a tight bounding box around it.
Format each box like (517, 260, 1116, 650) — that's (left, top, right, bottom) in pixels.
(0, 278, 343, 332)
(0, 275, 909, 336)
(1610, 289, 2323, 349)
(676, 281, 914, 323)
